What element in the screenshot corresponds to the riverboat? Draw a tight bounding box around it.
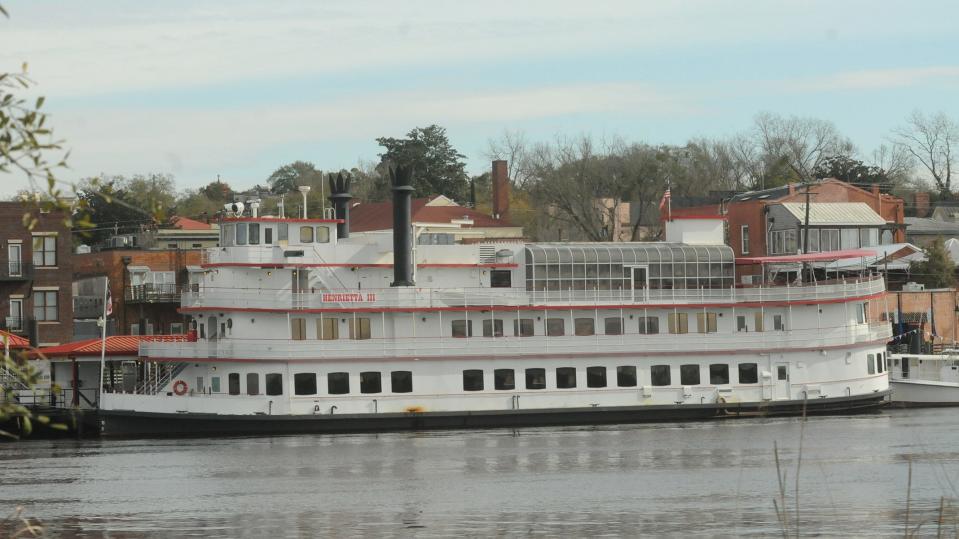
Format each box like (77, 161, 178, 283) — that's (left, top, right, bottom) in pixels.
(887, 352, 959, 406)
(96, 169, 892, 436)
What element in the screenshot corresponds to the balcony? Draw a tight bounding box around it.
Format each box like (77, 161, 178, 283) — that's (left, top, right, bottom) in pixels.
(126, 283, 179, 303)
(0, 316, 31, 334)
(73, 295, 105, 319)
(0, 261, 33, 281)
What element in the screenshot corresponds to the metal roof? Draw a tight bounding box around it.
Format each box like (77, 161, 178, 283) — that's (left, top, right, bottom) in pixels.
(525, 242, 734, 265)
(904, 217, 959, 235)
(779, 202, 886, 226)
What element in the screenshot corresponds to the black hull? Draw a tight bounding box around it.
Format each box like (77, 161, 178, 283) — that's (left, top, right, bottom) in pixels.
(99, 391, 891, 438)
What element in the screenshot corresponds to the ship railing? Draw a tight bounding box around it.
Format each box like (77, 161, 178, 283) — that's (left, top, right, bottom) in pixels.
(132, 361, 188, 395)
(140, 323, 891, 362)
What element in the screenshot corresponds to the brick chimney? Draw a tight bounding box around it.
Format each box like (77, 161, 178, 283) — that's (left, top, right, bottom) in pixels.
(491, 160, 510, 222)
(914, 191, 931, 218)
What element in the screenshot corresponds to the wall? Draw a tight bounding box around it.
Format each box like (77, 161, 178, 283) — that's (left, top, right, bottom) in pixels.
(868, 288, 959, 347)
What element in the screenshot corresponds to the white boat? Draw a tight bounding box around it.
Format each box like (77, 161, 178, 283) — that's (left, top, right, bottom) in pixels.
(92, 169, 892, 436)
(888, 352, 959, 406)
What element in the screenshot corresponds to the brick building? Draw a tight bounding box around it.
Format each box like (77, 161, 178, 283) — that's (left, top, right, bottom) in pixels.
(0, 202, 74, 346)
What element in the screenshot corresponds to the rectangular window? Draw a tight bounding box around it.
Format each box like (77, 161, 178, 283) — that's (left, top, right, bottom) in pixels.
(490, 270, 512, 288)
(236, 222, 248, 245)
(650, 365, 671, 386)
(738, 363, 759, 384)
(736, 315, 747, 332)
(494, 369, 515, 390)
(604, 317, 623, 335)
(248, 223, 260, 245)
(525, 368, 546, 390)
(246, 373, 260, 395)
(228, 373, 240, 395)
(638, 316, 659, 334)
(482, 319, 504, 337)
(360, 371, 382, 394)
(513, 318, 535, 337)
(170, 322, 184, 334)
(317, 318, 338, 340)
(315, 226, 330, 243)
(856, 304, 866, 325)
(741, 225, 750, 254)
(617, 366, 637, 387)
(328, 372, 350, 394)
(391, 371, 413, 393)
(877, 353, 884, 373)
(574, 318, 595, 336)
(668, 312, 688, 334)
(299, 226, 314, 243)
(222, 224, 235, 246)
(265, 373, 283, 396)
(773, 314, 784, 331)
(32, 235, 56, 266)
(291, 318, 306, 340)
(546, 318, 565, 336)
(463, 370, 485, 391)
(556, 367, 577, 389)
(784, 229, 797, 254)
(349, 318, 371, 340)
(709, 364, 730, 385)
(264, 227, 273, 245)
(452, 319, 472, 338)
(754, 312, 765, 332)
(696, 312, 717, 333)
(807, 228, 821, 252)
(294, 373, 317, 395)
(680, 364, 701, 385)
(867, 354, 876, 375)
(278, 223, 288, 241)
(840, 228, 859, 250)
(211, 376, 221, 393)
(822, 229, 840, 251)
(33, 290, 58, 321)
(586, 366, 607, 388)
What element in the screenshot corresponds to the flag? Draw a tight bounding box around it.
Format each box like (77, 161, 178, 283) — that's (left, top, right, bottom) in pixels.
(105, 287, 113, 316)
(658, 188, 671, 221)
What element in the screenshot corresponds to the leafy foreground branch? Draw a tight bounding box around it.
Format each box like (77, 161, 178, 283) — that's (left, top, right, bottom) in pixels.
(0, 506, 44, 538)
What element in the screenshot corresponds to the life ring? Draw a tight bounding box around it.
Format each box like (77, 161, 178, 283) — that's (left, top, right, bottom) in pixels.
(172, 380, 189, 396)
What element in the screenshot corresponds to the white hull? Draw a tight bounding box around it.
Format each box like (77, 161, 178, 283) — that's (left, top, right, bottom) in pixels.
(890, 379, 959, 406)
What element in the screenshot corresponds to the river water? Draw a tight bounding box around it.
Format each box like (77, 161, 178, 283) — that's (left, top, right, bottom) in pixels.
(2, 408, 959, 537)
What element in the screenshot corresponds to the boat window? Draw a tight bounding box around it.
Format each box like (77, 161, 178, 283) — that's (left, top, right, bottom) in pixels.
(315, 226, 330, 243)
(709, 364, 730, 385)
(236, 222, 248, 245)
(736, 316, 747, 332)
(546, 318, 565, 336)
(617, 366, 637, 387)
(291, 318, 307, 340)
(228, 373, 240, 395)
(754, 312, 765, 332)
(246, 373, 260, 395)
(222, 224, 235, 246)
(604, 317, 623, 336)
(856, 304, 866, 324)
(318, 318, 338, 340)
(650, 365, 671, 386)
(482, 319, 504, 337)
(697, 313, 718, 333)
(451, 320, 472, 338)
(494, 369, 515, 390)
(491, 270, 512, 288)
(877, 353, 884, 373)
(556, 367, 577, 389)
(360, 372, 382, 394)
(668, 313, 689, 334)
(248, 223, 260, 245)
(586, 366, 607, 388)
(574, 318, 595, 336)
(328, 372, 350, 394)
(294, 373, 317, 395)
(264, 227, 273, 245)
(299, 226, 314, 243)
(867, 354, 876, 375)
(211, 377, 221, 393)
(463, 370, 484, 391)
(777, 366, 788, 380)
(278, 223, 288, 241)
(680, 364, 701, 385)
(738, 363, 758, 384)
(349, 318, 371, 340)
(773, 314, 784, 331)
(265, 373, 283, 395)
(638, 316, 659, 334)
(391, 371, 413, 393)
(525, 368, 546, 390)
(514, 318, 534, 337)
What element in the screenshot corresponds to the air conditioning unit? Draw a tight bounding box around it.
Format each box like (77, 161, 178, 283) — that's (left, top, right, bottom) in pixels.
(902, 282, 925, 292)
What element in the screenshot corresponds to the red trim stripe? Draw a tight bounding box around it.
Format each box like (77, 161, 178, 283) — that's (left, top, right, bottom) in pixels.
(200, 262, 518, 269)
(222, 217, 343, 224)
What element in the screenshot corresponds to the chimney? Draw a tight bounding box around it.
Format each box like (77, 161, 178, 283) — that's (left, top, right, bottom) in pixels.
(914, 191, 931, 218)
(871, 184, 880, 196)
(492, 160, 510, 222)
(787, 184, 795, 196)
(328, 172, 353, 239)
(389, 165, 415, 287)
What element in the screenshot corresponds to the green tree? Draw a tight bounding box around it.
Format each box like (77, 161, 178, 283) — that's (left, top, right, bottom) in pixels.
(75, 176, 161, 244)
(376, 125, 469, 202)
(910, 237, 956, 289)
(175, 179, 235, 218)
(812, 155, 890, 184)
(267, 160, 322, 195)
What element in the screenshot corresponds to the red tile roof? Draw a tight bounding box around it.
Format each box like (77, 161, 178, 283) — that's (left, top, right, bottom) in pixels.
(350, 197, 514, 232)
(36, 335, 189, 357)
(170, 216, 213, 230)
(0, 330, 30, 349)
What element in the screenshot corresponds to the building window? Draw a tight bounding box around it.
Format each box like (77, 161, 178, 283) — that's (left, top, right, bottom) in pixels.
(482, 319, 504, 337)
(806, 228, 820, 252)
(821, 229, 840, 251)
(604, 317, 623, 335)
(246, 373, 260, 395)
(248, 223, 260, 245)
(513, 318, 534, 337)
(556, 367, 577, 389)
(650, 365, 671, 386)
(696, 312, 718, 333)
(491, 270, 512, 288)
(867, 354, 876, 375)
(840, 228, 859, 250)
(318, 318, 338, 340)
(32, 235, 56, 267)
(668, 312, 688, 334)
(574, 318, 595, 336)
(617, 366, 637, 387)
(34, 290, 57, 321)
(299, 226, 314, 243)
(265, 373, 283, 395)
(350, 318, 371, 340)
(294, 373, 317, 395)
(525, 368, 546, 390)
(754, 312, 765, 332)
(586, 366, 607, 388)
(327, 372, 350, 394)
(170, 322, 184, 334)
(709, 364, 730, 385)
(291, 318, 306, 340)
(736, 316, 747, 332)
(494, 369, 515, 390)
(391, 371, 413, 393)
(463, 370, 484, 391)
(228, 373, 240, 395)
(680, 364, 701, 385)
(360, 372, 382, 394)
(546, 318, 565, 336)
(315, 226, 330, 243)
(638, 316, 659, 334)
(738, 363, 758, 384)
(451, 319, 472, 338)
(741, 225, 749, 254)
(773, 314, 784, 331)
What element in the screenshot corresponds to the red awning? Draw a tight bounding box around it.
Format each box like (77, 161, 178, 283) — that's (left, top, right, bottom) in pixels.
(34, 335, 189, 358)
(0, 330, 30, 349)
(735, 249, 878, 265)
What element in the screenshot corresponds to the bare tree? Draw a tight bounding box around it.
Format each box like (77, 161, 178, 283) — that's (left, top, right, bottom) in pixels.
(869, 143, 914, 186)
(893, 111, 958, 196)
(484, 129, 535, 188)
(754, 112, 850, 182)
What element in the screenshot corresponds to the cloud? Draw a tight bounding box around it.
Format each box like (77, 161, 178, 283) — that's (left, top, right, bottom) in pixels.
(782, 66, 959, 93)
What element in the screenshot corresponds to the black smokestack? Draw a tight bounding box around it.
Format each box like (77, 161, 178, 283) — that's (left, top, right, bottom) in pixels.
(328, 172, 352, 239)
(390, 165, 415, 287)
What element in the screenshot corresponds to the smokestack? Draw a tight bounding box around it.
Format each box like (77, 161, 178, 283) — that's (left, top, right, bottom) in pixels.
(390, 165, 415, 287)
(492, 160, 509, 221)
(328, 172, 353, 239)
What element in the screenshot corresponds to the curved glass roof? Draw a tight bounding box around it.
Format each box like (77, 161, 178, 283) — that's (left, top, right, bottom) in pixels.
(524, 243, 734, 265)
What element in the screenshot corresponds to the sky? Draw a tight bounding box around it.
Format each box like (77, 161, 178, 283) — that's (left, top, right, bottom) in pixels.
(2, 0, 958, 198)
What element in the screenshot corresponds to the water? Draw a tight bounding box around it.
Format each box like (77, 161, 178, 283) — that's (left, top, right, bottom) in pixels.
(2, 409, 959, 537)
